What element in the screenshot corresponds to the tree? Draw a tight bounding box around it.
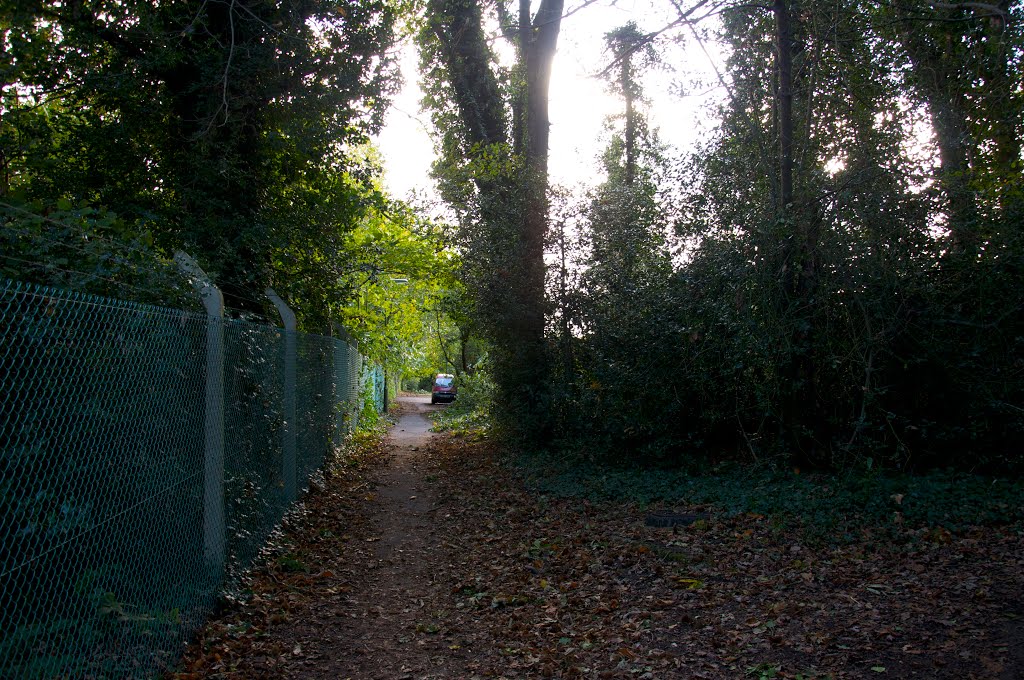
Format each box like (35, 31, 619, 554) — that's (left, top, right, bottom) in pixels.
(418, 0, 565, 440)
(540, 21, 678, 460)
(883, 1, 1023, 256)
(584, 21, 670, 294)
(603, 22, 659, 187)
(336, 203, 458, 393)
(1, 0, 399, 325)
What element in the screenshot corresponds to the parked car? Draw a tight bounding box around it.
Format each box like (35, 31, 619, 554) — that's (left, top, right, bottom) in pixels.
(430, 373, 456, 404)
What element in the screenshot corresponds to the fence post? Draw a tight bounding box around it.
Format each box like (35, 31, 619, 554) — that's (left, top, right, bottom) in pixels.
(174, 252, 225, 573)
(332, 340, 343, 447)
(266, 288, 297, 502)
(332, 323, 358, 440)
(351, 348, 361, 432)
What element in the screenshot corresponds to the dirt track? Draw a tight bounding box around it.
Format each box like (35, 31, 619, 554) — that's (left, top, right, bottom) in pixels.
(265, 395, 464, 679)
(174, 395, 473, 679)
(175, 395, 1024, 680)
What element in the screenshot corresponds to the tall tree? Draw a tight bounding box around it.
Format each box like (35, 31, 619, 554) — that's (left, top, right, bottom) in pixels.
(669, 0, 940, 464)
(419, 0, 564, 439)
(883, 1, 1022, 255)
(602, 22, 660, 187)
(566, 22, 673, 458)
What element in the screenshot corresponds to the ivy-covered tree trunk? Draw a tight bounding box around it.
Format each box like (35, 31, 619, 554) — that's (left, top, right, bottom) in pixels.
(774, 0, 823, 463)
(518, 0, 563, 431)
(422, 0, 564, 441)
(774, 0, 794, 213)
(895, 21, 979, 257)
(887, 1, 1023, 256)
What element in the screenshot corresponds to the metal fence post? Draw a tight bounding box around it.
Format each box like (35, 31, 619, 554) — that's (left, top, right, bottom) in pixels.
(330, 327, 344, 446)
(351, 348, 361, 431)
(174, 252, 225, 572)
(266, 288, 297, 502)
(331, 323, 357, 440)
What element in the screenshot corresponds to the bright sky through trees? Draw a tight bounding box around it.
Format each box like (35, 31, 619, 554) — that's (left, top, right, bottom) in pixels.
(373, 1, 725, 198)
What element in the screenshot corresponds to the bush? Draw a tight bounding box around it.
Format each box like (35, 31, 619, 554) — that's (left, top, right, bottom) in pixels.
(432, 364, 495, 435)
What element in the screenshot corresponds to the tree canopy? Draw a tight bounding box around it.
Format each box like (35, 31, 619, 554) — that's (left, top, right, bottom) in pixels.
(4, 0, 1023, 471)
(416, 0, 1023, 472)
(2, 0, 403, 325)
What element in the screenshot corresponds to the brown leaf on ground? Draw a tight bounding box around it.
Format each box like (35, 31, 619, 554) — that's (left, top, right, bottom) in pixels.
(171, 396, 1024, 679)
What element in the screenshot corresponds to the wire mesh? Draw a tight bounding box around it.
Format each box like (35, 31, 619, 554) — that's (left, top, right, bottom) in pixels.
(367, 364, 385, 413)
(0, 278, 372, 678)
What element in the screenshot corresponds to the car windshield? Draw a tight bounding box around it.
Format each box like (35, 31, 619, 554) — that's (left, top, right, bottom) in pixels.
(435, 376, 453, 387)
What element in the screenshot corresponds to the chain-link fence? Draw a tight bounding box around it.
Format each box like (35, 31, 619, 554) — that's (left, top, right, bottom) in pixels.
(0, 278, 377, 678)
(366, 364, 385, 413)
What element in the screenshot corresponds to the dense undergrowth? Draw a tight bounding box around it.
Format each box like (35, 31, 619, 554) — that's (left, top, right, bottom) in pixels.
(428, 364, 1024, 545)
(514, 451, 1024, 545)
(429, 363, 1024, 545)
(429, 370, 494, 436)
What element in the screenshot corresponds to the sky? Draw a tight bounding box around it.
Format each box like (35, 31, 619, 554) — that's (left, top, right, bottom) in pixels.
(372, 1, 726, 200)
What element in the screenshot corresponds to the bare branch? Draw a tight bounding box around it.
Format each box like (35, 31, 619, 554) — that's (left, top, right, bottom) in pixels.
(593, 0, 720, 79)
(560, 0, 605, 21)
(492, 0, 519, 43)
(221, 0, 236, 126)
(525, 0, 603, 30)
(924, 1, 1010, 16)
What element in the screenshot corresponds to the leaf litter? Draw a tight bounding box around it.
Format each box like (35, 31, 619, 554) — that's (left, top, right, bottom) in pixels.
(172, 408, 1023, 679)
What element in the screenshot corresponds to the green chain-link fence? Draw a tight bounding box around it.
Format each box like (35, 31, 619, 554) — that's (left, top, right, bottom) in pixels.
(366, 364, 385, 414)
(0, 278, 378, 678)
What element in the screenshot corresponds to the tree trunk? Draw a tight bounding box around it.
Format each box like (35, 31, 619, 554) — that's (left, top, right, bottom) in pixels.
(774, 0, 823, 462)
(424, 0, 564, 440)
(514, 0, 563, 418)
(460, 327, 471, 375)
(890, 3, 981, 257)
(623, 57, 636, 187)
(774, 0, 794, 211)
(426, 0, 506, 149)
(160, 0, 273, 311)
(524, 0, 563, 179)
(931, 95, 979, 255)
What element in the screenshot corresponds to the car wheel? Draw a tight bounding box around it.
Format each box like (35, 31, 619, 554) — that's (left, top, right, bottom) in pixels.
(430, 397, 436, 404)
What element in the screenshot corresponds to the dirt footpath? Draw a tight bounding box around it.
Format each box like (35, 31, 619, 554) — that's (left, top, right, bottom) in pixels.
(174, 397, 1024, 680)
(174, 395, 468, 679)
(268, 395, 466, 679)
(320, 395, 463, 678)
(292, 395, 460, 675)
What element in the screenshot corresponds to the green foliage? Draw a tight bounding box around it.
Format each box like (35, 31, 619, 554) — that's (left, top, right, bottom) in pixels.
(0, 198, 193, 307)
(516, 451, 1024, 545)
(275, 554, 307, 574)
(545, 2, 1024, 474)
(746, 663, 780, 680)
(432, 362, 495, 436)
(1, 0, 400, 322)
(418, 0, 1024, 474)
(333, 205, 463, 384)
(404, 283, 486, 383)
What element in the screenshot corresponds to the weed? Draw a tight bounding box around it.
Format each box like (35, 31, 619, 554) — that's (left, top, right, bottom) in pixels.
(276, 554, 306, 573)
(746, 662, 780, 679)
